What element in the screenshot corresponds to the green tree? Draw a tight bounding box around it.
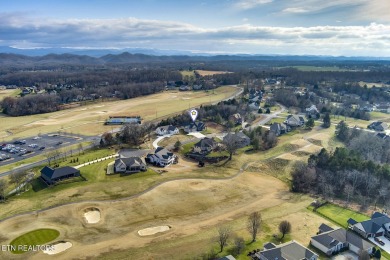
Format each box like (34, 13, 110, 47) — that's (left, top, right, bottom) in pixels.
(266, 108, 271, 114)
(279, 220, 291, 239)
(258, 108, 263, 114)
(305, 118, 315, 129)
(174, 140, 182, 151)
(336, 121, 350, 142)
(322, 112, 331, 128)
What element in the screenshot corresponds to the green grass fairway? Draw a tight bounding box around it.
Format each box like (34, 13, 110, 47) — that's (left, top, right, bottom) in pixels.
(315, 203, 369, 228)
(10, 228, 60, 254)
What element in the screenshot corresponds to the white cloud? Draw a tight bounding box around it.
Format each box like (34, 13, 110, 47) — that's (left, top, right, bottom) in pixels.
(234, 0, 273, 10)
(1, 14, 390, 56)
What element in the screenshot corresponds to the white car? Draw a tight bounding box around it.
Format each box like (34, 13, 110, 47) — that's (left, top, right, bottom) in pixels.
(32, 136, 41, 140)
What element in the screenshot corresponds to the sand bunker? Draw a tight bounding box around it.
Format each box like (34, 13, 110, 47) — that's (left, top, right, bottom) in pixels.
(43, 241, 72, 255)
(138, 225, 171, 236)
(84, 208, 101, 224)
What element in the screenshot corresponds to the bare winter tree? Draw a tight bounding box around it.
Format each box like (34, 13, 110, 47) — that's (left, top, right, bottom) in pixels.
(217, 226, 231, 252)
(344, 184, 354, 207)
(9, 172, 27, 195)
(222, 133, 241, 160)
(0, 179, 7, 202)
(247, 211, 262, 242)
(279, 220, 291, 239)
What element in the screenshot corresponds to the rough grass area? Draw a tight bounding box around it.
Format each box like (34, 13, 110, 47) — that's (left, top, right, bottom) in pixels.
(315, 203, 369, 228)
(10, 228, 60, 254)
(248, 158, 292, 182)
(0, 86, 237, 140)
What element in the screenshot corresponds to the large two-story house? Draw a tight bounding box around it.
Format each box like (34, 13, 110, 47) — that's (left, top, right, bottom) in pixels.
(146, 147, 176, 167)
(193, 137, 218, 155)
(155, 125, 179, 136)
(285, 115, 305, 127)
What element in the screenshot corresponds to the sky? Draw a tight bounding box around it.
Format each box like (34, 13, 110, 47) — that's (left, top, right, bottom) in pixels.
(0, 0, 390, 56)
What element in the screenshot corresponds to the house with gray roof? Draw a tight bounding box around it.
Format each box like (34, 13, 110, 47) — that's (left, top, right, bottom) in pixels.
(223, 132, 251, 148)
(254, 240, 318, 260)
(285, 115, 305, 127)
(183, 121, 206, 133)
(310, 226, 374, 256)
(114, 157, 146, 174)
(146, 147, 176, 167)
(368, 121, 388, 132)
(193, 137, 218, 155)
(270, 123, 290, 136)
(155, 125, 179, 136)
(349, 212, 390, 239)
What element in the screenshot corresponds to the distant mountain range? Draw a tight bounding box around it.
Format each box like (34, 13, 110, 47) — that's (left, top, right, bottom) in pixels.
(0, 46, 389, 66)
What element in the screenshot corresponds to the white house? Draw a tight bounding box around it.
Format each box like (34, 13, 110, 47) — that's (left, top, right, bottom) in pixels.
(146, 147, 176, 167)
(285, 114, 305, 127)
(155, 125, 179, 136)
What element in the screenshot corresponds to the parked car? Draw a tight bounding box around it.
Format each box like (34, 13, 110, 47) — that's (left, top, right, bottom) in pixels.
(56, 141, 63, 145)
(375, 237, 385, 246)
(39, 146, 45, 150)
(32, 136, 41, 140)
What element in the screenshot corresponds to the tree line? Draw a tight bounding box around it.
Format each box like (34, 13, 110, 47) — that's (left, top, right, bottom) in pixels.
(292, 121, 390, 209)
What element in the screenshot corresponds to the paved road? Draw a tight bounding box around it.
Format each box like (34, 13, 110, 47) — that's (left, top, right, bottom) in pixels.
(245, 103, 287, 131)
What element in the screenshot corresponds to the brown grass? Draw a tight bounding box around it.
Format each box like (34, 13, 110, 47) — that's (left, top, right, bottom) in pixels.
(0, 86, 237, 140)
(195, 70, 231, 76)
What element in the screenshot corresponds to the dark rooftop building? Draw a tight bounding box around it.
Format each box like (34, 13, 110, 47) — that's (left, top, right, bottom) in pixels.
(40, 166, 80, 185)
(255, 240, 318, 260)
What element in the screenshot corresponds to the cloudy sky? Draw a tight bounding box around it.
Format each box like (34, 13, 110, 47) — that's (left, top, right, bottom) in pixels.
(1, 0, 390, 56)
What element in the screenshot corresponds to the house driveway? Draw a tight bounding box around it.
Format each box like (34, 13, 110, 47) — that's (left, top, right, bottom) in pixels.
(153, 134, 172, 148)
(331, 251, 358, 260)
(369, 236, 390, 253)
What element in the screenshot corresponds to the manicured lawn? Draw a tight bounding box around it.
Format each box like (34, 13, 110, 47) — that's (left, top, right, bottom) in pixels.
(315, 203, 369, 228)
(10, 228, 60, 254)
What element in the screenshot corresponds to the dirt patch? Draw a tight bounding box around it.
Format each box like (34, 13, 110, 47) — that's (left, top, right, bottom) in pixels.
(83, 208, 101, 224)
(138, 225, 171, 236)
(43, 241, 72, 255)
(290, 139, 311, 147)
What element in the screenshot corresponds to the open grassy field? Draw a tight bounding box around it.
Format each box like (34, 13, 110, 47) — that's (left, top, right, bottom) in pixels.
(314, 203, 369, 228)
(0, 89, 21, 101)
(10, 229, 60, 254)
(0, 86, 237, 140)
(195, 70, 231, 76)
(180, 70, 196, 80)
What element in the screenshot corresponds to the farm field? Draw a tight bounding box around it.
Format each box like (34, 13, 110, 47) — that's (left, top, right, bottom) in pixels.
(0, 89, 20, 101)
(0, 86, 238, 140)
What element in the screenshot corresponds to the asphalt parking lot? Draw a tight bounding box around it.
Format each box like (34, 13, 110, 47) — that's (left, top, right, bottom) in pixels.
(0, 134, 84, 166)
